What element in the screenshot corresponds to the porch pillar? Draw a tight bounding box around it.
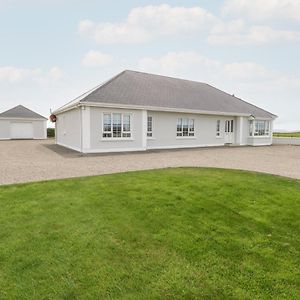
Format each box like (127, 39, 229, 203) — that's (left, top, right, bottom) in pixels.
(237, 116, 243, 145)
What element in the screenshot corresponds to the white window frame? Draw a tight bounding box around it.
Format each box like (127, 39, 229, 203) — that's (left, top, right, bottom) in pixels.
(249, 120, 270, 137)
(176, 117, 195, 138)
(102, 112, 132, 139)
(225, 120, 234, 133)
(147, 115, 153, 138)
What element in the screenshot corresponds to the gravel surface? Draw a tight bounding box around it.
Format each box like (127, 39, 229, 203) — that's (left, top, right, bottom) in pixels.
(0, 139, 299, 185)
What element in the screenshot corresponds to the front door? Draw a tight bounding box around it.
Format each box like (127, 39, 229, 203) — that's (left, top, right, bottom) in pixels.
(224, 120, 234, 144)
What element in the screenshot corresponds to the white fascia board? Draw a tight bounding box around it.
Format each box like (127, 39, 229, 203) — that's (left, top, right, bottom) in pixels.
(252, 117, 276, 121)
(52, 75, 123, 114)
(53, 105, 80, 115)
(52, 101, 80, 115)
(0, 117, 47, 121)
(53, 101, 276, 119)
(80, 101, 252, 117)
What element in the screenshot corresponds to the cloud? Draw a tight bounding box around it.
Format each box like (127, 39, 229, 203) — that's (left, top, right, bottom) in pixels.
(208, 22, 300, 45)
(138, 51, 274, 83)
(78, 4, 300, 46)
(82, 50, 113, 67)
(0, 66, 63, 83)
(139, 52, 221, 79)
(222, 0, 300, 21)
(48, 67, 64, 81)
(138, 51, 300, 130)
(78, 4, 217, 44)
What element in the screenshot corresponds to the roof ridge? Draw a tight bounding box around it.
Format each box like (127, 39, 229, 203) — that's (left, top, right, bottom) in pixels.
(0, 105, 47, 119)
(80, 70, 127, 103)
(54, 71, 127, 112)
(0, 104, 22, 114)
(125, 69, 207, 85)
(55, 82, 105, 112)
(127, 70, 276, 118)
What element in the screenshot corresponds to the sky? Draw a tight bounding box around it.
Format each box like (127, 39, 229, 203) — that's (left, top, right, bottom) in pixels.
(0, 0, 299, 130)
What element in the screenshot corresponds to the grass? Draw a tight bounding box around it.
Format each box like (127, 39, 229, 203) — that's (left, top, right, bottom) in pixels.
(0, 168, 299, 299)
(273, 132, 300, 138)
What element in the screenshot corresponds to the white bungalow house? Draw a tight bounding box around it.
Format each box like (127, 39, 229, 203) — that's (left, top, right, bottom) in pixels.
(53, 70, 277, 153)
(0, 105, 47, 140)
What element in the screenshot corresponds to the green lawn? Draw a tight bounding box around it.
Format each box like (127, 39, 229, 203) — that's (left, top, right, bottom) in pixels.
(0, 168, 299, 299)
(273, 132, 300, 138)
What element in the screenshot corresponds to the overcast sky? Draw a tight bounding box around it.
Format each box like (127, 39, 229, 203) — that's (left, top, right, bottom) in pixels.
(0, 0, 299, 130)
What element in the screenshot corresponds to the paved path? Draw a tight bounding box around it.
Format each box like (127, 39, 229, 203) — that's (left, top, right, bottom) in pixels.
(0, 140, 299, 185)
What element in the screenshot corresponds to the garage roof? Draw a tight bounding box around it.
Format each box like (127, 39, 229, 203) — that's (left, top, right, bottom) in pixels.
(0, 105, 47, 120)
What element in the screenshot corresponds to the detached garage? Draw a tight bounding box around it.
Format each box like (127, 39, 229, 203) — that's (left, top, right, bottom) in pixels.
(0, 105, 47, 140)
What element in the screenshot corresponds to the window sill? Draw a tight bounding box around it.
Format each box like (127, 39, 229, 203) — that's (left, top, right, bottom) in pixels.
(248, 135, 271, 139)
(147, 137, 156, 140)
(216, 136, 223, 139)
(100, 138, 135, 142)
(176, 136, 196, 140)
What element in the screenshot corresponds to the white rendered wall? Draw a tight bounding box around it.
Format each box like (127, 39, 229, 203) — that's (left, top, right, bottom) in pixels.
(146, 111, 235, 149)
(56, 108, 81, 151)
(0, 120, 10, 139)
(89, 107, 144, 153)
(32, 120, 47, 139)
(54, 106, 274, 152)
(247, 120, 273, 146)
(247, 137, 273, 146)
(0, 119, 46, 140)
(235, 116, 249, 146)
(81, 106, 91, 152)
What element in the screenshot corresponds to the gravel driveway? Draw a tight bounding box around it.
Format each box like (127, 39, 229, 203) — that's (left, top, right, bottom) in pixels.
(0, 139, 299, 185)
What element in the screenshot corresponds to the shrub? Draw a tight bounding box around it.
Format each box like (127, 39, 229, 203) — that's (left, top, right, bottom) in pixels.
(47, 128, 55, 138)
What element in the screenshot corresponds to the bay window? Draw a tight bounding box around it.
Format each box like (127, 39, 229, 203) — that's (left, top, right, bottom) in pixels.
(249, 120, 270, 137)
(103, 113, 131, 138)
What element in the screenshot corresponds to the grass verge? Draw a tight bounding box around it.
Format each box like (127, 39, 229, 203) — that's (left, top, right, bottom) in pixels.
(0, 168, 299, 299)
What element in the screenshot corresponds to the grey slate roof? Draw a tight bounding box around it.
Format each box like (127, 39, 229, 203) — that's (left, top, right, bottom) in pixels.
(0, 105, 47, 120)
(73, 70, 276, 118)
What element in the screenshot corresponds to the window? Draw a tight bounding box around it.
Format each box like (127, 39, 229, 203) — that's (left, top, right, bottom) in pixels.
(122, 114, 131, 138)
(249, 120, 270, 136)
(225, 120, 234, 133)
(189, 119, 195, 136)
(255, 120, 270, 136)
(216, 120, 221, 136)
(103, 113, 131, 138)
(103, 114, 112, 138)
(177, 118, 194, 137)
(147, 116, 153, 137)
(113, 113, 122, 137)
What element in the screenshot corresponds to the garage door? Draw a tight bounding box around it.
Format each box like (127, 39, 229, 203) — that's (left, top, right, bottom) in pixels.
(10, 122, 34, 139)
